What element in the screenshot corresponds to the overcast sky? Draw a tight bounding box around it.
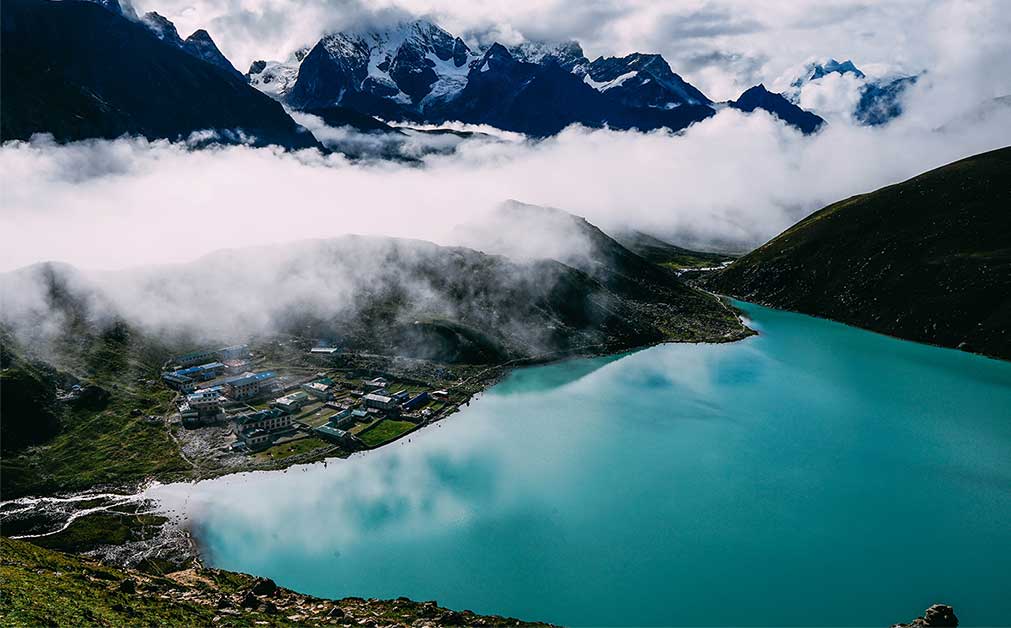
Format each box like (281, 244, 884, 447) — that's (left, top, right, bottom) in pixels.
(129, 0, 1011, 100)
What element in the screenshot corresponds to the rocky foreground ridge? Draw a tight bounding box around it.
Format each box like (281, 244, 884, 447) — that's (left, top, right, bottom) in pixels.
(0, 537, 552, 626)
(0, 536, 966, 627)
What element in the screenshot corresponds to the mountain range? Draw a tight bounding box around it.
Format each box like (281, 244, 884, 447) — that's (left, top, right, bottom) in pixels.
(258, 19, 822, 136)
(2, 0, 833, 147)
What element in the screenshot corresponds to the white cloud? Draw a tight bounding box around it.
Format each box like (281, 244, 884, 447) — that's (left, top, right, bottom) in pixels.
(3, 78, 1010, 274)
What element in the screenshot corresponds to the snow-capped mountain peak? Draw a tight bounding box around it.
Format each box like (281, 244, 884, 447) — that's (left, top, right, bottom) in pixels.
(247, 47, 310, 100)
(509, 40, 586, 71)
(810, 58, 865, 81)
(286, 19, 479, 110)
(581, 53, 712, 108)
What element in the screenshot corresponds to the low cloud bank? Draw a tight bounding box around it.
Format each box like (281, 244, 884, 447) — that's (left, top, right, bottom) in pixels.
(2, 94, 1010, 272)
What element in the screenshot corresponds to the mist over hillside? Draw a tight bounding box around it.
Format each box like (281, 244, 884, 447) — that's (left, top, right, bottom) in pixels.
(1, 210, 747, 367)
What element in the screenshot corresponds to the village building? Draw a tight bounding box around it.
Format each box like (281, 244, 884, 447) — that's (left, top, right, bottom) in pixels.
(172, 349, 217, 368)
(172, 345, 249, 369)
(217, 344, 249, 361)
(326, 408, 356, 429)
(364, 377, 389, 391)
(223, 371, 276, 400)
(313, 423, 356, 444)
(223, 359, 251, 374)
(162, 362, 225, 390)
(186, 385, 224, 416)
(237, 428, 272, 450)
(162, 371, 195, 391)
(391, 390, 411, 402)
(234, 408, 293, 433)
(301, 379, 335, 401)
(364, 392, 398, 411)
(403, 391, 430, 411)
(272, 391, 310, 413)
(309, 346, 339, 355)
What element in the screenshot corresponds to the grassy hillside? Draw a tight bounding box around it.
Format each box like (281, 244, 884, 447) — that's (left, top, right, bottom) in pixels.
(706, 147, 1011, 360)
(0, 537, 552, 626)
(1, 322, 189, 499)
(613, 230, 735, 270)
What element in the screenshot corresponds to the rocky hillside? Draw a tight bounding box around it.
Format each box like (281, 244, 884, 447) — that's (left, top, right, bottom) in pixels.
(706, 147, 1011, 360)
(0, 537, 552, 626)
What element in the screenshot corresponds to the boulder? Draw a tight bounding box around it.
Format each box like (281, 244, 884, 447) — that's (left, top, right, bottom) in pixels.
(893, 604, 958, 627)
(71, 385, 111, 411)
(250, 577, 277, 596)
(117, 578, 136, 594)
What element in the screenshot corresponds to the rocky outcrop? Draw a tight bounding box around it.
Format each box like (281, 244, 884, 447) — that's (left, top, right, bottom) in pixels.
(892, 604, 959, 627)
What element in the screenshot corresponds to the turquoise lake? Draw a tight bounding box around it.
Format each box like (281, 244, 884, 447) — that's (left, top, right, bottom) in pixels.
(152, 302, 1011, 626)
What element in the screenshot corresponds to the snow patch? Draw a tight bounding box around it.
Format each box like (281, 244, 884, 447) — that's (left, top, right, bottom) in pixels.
(584, 70, 638, 92)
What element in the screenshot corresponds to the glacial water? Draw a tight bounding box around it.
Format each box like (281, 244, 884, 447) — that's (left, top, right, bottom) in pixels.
(151, 302, 1011, 626)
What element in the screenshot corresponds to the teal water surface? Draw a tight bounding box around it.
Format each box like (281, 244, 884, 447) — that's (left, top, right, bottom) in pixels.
(152, 302, 1011, 626)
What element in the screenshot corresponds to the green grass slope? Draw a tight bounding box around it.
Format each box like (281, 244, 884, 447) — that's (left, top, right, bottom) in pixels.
(0, 537, 552, 626)
(613, 230, 735, 270)
(706, 147, 1011, 360)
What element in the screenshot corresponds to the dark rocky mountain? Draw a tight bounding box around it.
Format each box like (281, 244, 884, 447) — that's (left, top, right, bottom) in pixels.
(138, 11, 243, 79)
(140, 10, 181, 42)
(287, 21, 476, 116)
(854, 74, 919, 126)
(1, 0, 317, 149)
(705, 147, 1011, 361)
(181, 29, 244, 79)
(277, 21, 725, 136)
(582, 53, 711, 109)
(510, 40, 587, 71)
(432, 45, 716, 136)
(729, 84, 826, 134)
(268, 19, 830, 137)
(809, 58, 864, 81)
(787, 58, 919, 126)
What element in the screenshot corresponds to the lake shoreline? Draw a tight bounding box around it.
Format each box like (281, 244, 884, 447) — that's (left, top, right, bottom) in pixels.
(0, 294, 756, 568)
